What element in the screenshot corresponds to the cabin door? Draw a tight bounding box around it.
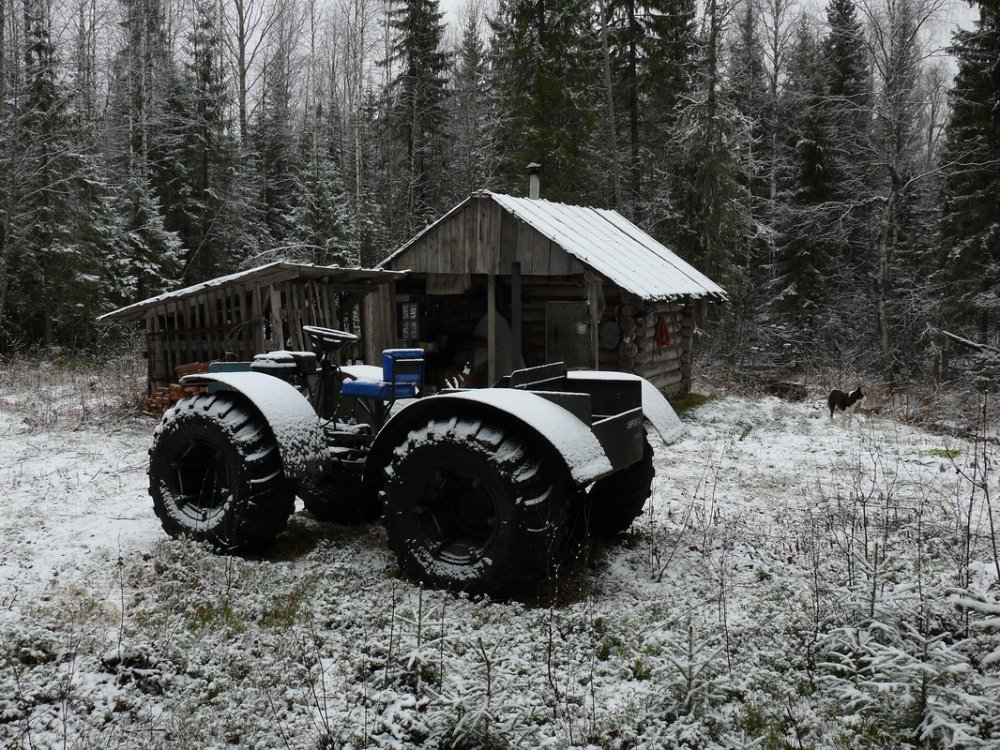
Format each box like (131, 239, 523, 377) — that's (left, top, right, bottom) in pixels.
(545, 301, 591, 369)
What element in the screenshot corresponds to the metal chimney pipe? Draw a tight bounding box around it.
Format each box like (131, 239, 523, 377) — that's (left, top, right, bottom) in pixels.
(527, 162, 541, 199)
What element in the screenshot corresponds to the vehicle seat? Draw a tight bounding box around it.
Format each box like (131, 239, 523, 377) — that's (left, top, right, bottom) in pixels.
(339, 349, 423, 401)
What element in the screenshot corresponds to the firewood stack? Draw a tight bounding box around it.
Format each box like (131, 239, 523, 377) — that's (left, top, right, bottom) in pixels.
(141, 362, 210, 416)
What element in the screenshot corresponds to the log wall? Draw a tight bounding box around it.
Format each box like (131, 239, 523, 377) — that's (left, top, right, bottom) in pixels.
(618, 300, 694, 397)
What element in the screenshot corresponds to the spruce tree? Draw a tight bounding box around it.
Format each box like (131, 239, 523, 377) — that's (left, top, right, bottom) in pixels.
(824, 0, 869, 147)
(822, 0, 871, 220)
(287, 125, 357, 267)
(107, 0, 184, 302)
(213, 149, 274, 270)
(386, 0, 450, 233)
(670, 0, 749, 283)
(449, 3, 492, 202)
(4, 0, 120, 344)
(489, 0, 601, 201)
(174, 0, 237, 282)
(939, 0, 1000, 342)
(772, 20, 834, 335)
(727, 2, 769, 204)
(603, 0, 698, 220)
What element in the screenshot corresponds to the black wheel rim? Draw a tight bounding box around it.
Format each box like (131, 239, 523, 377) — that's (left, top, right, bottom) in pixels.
(416, 466, 498, 565)
(168, 437, 233, 526)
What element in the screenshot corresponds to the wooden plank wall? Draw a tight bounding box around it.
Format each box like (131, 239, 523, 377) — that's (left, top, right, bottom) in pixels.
(144, 279, 343, 387)
(516, 275, 616, 369)
(388, 197, 585, 278)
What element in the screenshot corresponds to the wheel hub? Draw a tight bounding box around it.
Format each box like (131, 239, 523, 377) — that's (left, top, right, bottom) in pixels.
(417, 467, 497, 565)
(170, 438, 232, 525)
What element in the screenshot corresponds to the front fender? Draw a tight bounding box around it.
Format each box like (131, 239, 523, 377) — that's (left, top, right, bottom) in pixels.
(370, 390, 614, 487)
(181, 371, 326, 479)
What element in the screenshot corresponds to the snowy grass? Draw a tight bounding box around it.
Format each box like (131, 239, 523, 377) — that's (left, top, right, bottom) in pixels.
(0, 349, 146, 429)
(1, 359, 999, 748)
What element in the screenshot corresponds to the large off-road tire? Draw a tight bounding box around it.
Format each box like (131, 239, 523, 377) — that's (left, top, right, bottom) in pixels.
(148, 392, 295, 553)
(381, 417, 570, 597)
(584, 436, 655, 537)
(298, 470, 373, 523)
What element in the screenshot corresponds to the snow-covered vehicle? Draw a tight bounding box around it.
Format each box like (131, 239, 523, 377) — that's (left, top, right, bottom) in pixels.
(147, 325, 680, 596)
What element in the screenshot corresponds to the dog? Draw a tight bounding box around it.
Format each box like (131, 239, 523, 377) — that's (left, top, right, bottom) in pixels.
(827, 387, 864, 425)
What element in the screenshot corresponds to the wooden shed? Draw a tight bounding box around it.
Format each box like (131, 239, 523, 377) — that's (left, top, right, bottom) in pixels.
(99, 262, 403, 396)
(366, 191, 727, 397)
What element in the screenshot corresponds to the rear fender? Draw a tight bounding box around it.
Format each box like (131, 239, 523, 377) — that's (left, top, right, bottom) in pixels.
(367, 390, 614, 491)
(566, 370, 685, 445)
(181, 371, 326, 479)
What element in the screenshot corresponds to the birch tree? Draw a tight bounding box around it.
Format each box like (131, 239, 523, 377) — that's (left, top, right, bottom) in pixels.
(222, 0, 281, 141)
(860, 0, 944, 371)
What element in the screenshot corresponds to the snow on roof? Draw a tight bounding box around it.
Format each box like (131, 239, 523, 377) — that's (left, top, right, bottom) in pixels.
(381, 192, 727, 303)
(491, 193, 727, 302)
(97, 262, 405, 323)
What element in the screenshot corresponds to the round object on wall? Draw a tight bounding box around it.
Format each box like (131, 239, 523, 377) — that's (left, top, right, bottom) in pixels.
(599, 320, 622, 350)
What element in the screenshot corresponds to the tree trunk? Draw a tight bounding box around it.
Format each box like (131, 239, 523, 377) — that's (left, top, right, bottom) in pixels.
(597, 0, 622, 212)
(702, 0, 721, 273)
(0, 0, 5, 109)
(237, 1, 248, 141)
(876, 182, 897, 373)
(626, 0, 640, 216)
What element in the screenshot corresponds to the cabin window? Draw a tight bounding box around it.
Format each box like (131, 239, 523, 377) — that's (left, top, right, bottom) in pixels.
(400, 301, 420, 345)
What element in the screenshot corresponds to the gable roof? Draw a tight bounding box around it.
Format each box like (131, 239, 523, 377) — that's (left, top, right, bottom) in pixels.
(381, 191, 727, 303)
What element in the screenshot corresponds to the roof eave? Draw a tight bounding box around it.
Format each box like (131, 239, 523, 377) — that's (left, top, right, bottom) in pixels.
(97, 263, 405, 324)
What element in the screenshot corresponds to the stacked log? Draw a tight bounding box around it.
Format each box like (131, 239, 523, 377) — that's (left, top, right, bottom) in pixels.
(617, 300, 692, 396)
(142, 382, 207, 417)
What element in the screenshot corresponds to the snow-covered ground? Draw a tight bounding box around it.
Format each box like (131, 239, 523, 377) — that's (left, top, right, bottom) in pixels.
(1, 360, 998, 748)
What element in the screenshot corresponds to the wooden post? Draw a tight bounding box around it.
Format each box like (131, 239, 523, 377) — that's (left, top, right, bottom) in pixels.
(362, 284, 396, 364)
(586, 275, 604, 370)
(590, 298, 600, 370)
(478, 193, 498, 384)
(488, 274, 497, 384)
(511, 262, 522, 371)
(268, 286, 282, 350)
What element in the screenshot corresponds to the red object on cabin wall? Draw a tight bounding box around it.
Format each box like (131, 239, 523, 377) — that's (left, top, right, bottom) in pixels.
(655, 315, 672, 348)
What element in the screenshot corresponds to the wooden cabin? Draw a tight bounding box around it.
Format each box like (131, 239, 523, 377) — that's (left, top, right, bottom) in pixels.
(366, 191, 727, 397)
(98, 262, 402, 404)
